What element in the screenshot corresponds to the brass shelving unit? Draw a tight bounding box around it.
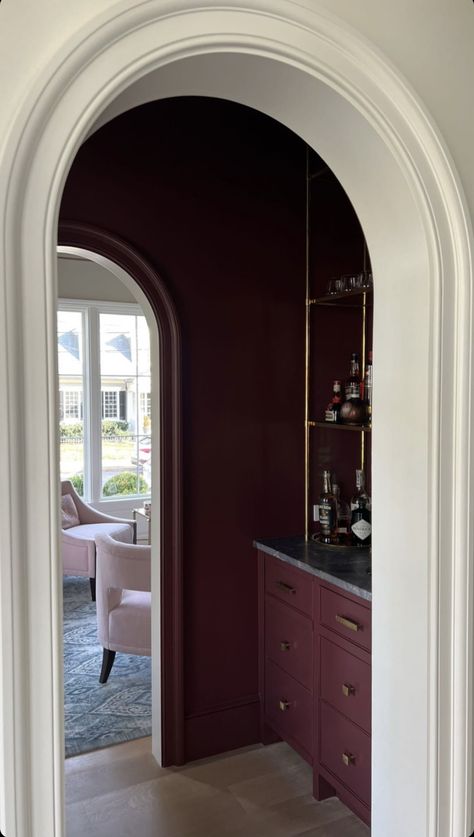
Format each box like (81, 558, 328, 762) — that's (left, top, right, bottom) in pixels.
(310, 421, 371, 433)
(304, 148, 372, 540)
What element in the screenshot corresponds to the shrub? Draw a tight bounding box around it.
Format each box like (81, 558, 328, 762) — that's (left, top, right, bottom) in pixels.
(60, 421, 84, 439)
(102, 471, 149, 497)
(69, 473, 84, 496)
(101, 420, 129, 437)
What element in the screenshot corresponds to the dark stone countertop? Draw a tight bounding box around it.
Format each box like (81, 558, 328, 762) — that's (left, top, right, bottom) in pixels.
(253, 535, 372, 602)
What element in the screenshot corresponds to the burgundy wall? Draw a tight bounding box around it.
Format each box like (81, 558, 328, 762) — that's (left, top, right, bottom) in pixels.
(59, 97, 368, 760)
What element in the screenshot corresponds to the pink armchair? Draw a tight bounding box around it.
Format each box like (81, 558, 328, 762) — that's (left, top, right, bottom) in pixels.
(61, 480, 136, 601)
(94, 532, 151, 683)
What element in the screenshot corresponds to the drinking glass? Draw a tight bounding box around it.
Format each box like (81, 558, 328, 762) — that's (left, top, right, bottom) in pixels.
(327, 277, 338, 295)
(346, 273, 364, 291)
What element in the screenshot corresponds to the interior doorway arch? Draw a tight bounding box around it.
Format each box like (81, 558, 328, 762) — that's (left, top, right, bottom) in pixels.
(57, 223, 184, 767)
(0, 4, 472, 837)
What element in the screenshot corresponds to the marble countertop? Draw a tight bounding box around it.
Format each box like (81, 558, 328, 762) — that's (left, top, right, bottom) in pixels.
(253, 535, 372, 602)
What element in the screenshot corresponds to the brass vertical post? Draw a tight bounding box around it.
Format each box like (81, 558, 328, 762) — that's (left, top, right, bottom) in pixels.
(361, 290, 367, 472)
(304, 148, 311, 540)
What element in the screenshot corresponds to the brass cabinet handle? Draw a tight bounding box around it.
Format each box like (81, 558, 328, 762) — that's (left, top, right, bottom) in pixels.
(280, 641, 291, 652)
(279, 699, 291, 711)
(342, 752, 356, 767)
(336, 614, 361, 632)
(342, 683, 356, 697)
(276, 580, 296, 594)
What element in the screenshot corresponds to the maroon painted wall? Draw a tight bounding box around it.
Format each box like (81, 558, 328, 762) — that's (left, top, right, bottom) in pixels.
(59, 97, 368, 760)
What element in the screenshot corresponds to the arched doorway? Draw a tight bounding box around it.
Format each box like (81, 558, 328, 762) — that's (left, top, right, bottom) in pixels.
(0, 5, 471, 837)
(57, 223, 184, 767)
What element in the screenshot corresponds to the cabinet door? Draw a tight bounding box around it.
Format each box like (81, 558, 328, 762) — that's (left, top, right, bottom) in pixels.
(265, 659, 313, 763)
(320, 636, 371, 733)
(319, 702, 371, 807)
(265, 595, 313, 691)
(265, 556, 313, 617)
(319, 585, 371, 652)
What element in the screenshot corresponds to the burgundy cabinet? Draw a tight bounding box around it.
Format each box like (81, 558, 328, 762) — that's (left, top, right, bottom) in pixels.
(258, 550, 372, 827)
(319, 702, 371, 808)
(265, 556, 313, 617)
(320, 636, 371, 733)
(265, 595, 313, 691)
(265, 658, 313, 763)
(315, 581, 372, 825)
(319, 585, 372, 652)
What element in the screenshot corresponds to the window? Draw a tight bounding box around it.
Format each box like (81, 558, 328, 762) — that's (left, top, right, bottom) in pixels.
(60, 389, 83, 420)
(140, 392, 151, 418)
(101, 390, 120, 419)
(58, 301, 152, 501)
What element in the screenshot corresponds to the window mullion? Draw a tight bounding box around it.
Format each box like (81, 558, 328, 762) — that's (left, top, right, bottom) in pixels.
(88, 307, 102, 502)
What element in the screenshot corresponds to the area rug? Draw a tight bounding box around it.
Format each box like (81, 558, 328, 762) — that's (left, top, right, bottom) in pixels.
(63, 576, 152, 758)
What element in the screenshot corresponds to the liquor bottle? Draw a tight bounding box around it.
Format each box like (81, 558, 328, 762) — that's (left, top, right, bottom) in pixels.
(350, 470, 371, 548)
(319, 470, 338, 545)
(324, 380, 342, 423)
(345, 353, 361, 400)
(364, 350, 373, 423)
(332, 481, 350, 544)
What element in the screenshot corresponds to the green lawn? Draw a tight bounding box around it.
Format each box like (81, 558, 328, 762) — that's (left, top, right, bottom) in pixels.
(60, 438, 136, 476)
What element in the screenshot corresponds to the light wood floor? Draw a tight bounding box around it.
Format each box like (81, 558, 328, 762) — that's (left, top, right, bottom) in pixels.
(65, 737, 370, 837)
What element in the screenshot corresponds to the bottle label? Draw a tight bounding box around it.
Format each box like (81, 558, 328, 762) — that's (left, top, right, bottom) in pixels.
(325, 410, 337, 422)
(319, 503, 334, 533)
(345, 383, 360, 400)
(351, 518, 371, 540)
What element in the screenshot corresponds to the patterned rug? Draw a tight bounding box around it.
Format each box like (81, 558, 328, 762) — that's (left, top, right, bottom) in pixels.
(63, 576, 152, 758)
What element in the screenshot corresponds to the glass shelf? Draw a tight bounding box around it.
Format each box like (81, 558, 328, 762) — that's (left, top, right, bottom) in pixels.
(310, 287, 373, 307)
(311, 421, 371, 433)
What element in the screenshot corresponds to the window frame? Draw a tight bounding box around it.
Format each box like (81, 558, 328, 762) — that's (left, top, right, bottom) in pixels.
(101, 389, 120, 419)
(58, 298, 151, 503)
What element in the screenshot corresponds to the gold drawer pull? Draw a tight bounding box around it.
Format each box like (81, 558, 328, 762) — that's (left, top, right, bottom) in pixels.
(279, 699, 291, 712)
(336, 614, 361, 632)
(280, 641, 291, 652)
(342, 752, 356, 767)
(342, 683, 355, 697)
(276, 580, 296, 594)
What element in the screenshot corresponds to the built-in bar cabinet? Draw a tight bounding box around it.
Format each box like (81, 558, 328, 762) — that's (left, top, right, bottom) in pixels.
(255, 148, 373, 827)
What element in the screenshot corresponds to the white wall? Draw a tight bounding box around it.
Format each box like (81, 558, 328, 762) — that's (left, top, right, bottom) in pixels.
(1, 0, 473, 221)
(58, 256, 135, 302)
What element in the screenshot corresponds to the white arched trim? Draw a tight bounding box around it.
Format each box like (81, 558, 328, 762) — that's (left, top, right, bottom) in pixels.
(0, 3, 472, 836)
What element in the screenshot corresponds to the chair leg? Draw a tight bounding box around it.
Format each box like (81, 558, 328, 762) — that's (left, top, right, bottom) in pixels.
(89, 577, 96, 601)
(99, 649, 116, 684)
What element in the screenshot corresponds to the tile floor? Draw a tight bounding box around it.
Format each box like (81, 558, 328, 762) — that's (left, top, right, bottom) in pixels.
(65, 737, 370, 837)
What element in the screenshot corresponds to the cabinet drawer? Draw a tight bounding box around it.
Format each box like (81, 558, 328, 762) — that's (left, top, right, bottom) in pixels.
(265, 659, 313, 759)
(320, 637, 371, 733)
(265, 556, 312, 617)
(319, 586, 371, 652)
(320, 702, 371, 806)
(265, 595, 313, 691)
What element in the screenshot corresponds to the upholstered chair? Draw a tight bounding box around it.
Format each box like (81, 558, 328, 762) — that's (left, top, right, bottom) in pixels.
(61, 480, 136, 601)
(94, 531, 151, 684)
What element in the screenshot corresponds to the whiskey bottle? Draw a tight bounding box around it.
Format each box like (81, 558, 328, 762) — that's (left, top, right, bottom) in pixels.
(345, 353, 361, 400)
(350, 470, 371, 548)
(324, 380, 342, 423)
(332, 481, 350, 544)
(319, 470, 338, 545)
